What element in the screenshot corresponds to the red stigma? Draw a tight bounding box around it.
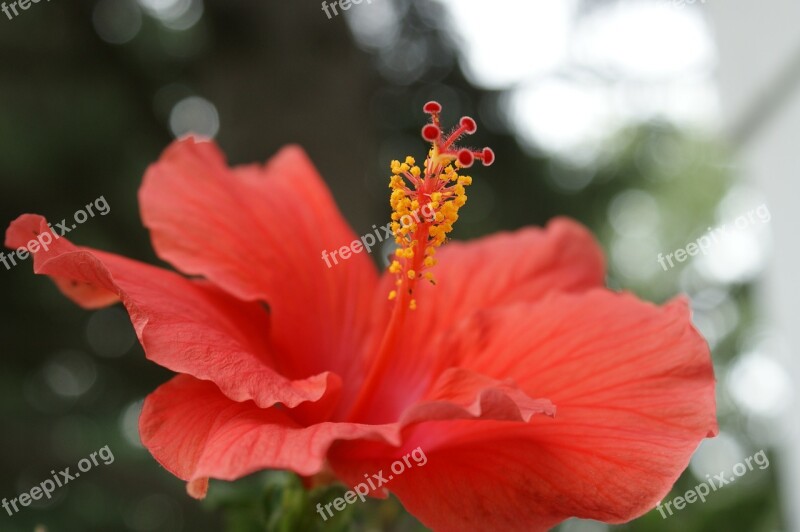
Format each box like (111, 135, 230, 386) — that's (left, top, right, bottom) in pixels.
(423, 101, 442, 114)
(459, 117, 477, 134)
(481, 147, 495, 166)
(422, 124, 441, 142)
(457, 149, 475, 167)
(420, 101, 495, 168)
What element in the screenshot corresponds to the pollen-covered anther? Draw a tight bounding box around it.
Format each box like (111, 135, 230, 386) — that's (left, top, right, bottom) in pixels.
(385, 101, 494, 306)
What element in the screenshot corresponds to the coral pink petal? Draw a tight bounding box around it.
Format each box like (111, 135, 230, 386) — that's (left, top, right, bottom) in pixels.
(6, 214, 120, 308)
(356, 218, 606, 421)
(139, 137, 377, 392)
(333, 290, 717, 531)
(138, 371, 556, 494)
(444, 291, 717, 430)
(139, 375, 365, 484)
(401, 368, 555, 424)
(5, 214, 340, 411)
(395, 218, 604, 341)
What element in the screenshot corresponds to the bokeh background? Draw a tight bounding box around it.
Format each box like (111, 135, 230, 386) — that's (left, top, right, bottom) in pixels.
(1, 0, 797, 531)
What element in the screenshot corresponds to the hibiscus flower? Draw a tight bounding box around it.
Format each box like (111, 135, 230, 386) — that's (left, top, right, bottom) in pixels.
(6, 102, 717, 531)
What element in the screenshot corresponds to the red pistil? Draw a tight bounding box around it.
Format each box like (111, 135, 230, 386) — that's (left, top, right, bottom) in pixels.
(422, 100, 494, 168)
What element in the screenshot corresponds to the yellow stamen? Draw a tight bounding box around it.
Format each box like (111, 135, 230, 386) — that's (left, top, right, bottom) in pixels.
(345, 101, 494, 423)
(382, 102, 494, 310)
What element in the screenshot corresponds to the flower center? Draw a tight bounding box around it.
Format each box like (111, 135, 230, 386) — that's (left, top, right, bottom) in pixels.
(386, 101, 494, 310)
(343, 103, 493, 422)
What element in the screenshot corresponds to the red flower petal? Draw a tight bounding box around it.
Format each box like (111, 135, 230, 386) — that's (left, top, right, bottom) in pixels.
(376, 218, 605, 334)
(334, 290, 717, 531)
(139, 371, 555, 494)
(353, 218, 606, 421)
(5, 214, 340, 411)
(401, 368, 555, 424)
(139, 137, 378, 391)
(140, 375, 348, 483)
(6, 214, 120, 309)
(186, 478, 209, 500)
(445, 291, 717, 431)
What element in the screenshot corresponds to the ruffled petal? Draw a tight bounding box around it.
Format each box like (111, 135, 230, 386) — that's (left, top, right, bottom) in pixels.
(5, 214, 339, 411)
(139, 137, 377, 390)
(443, 291, 717, 433)
(371, 217, 604, 340)
(138, 371, 556, 495)
(139, 375, 356, 484)
(353, 218, 606, 421)
(333, 290, 717, 531)
(400, 368, 555, 425)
